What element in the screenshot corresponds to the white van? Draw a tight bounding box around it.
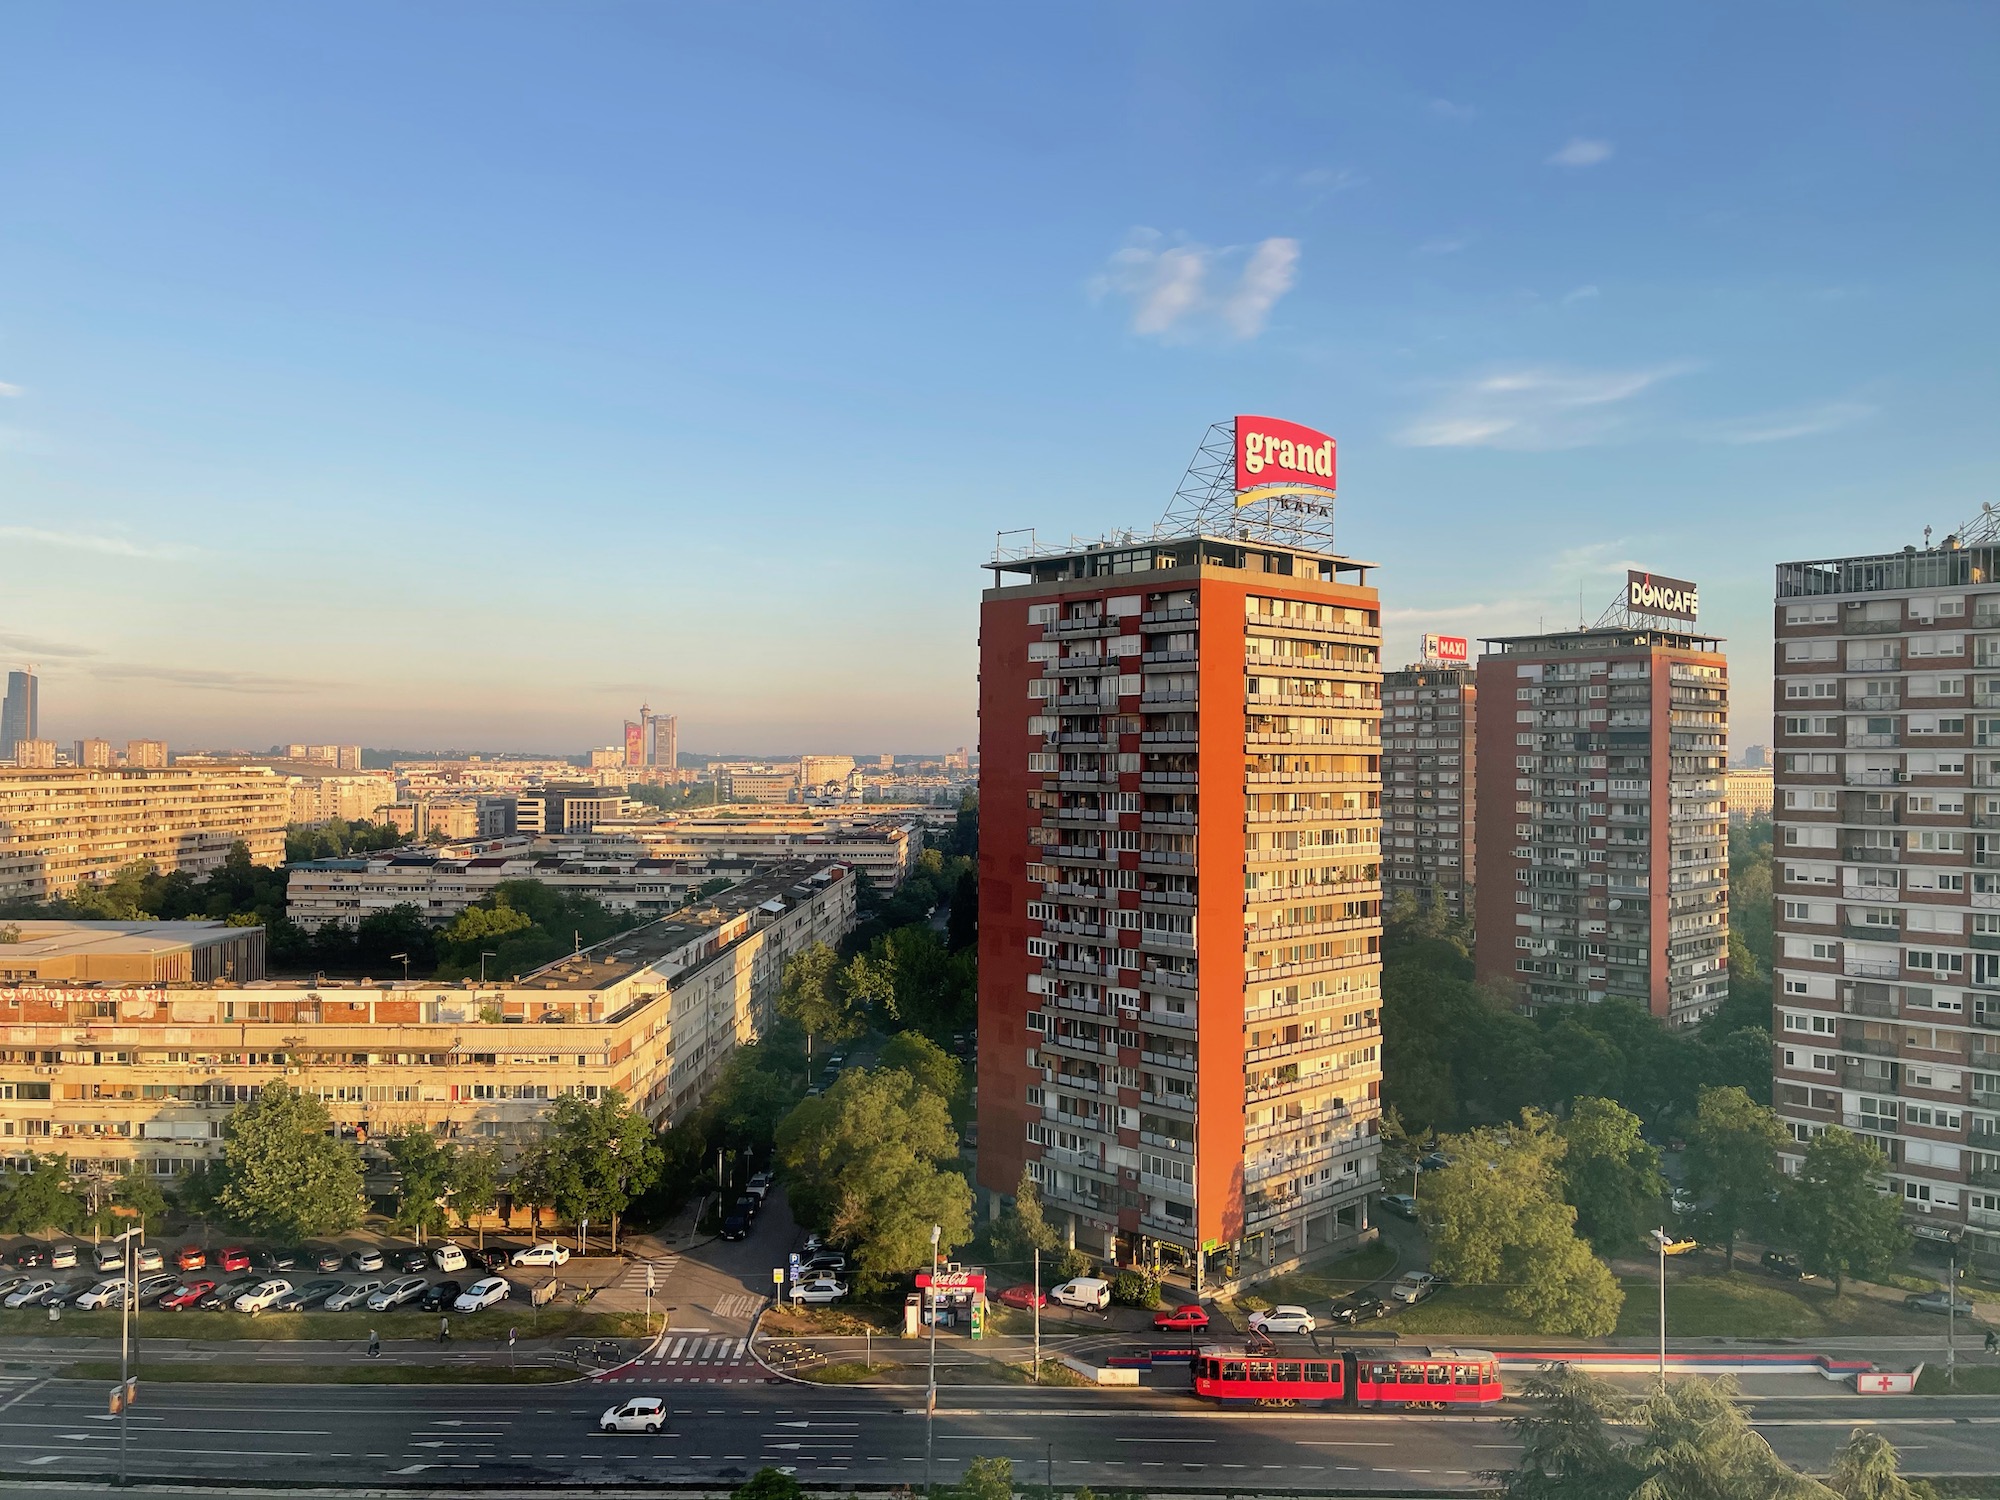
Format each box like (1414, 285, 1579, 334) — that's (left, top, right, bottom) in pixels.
(1049, 1277, 1110, 1310)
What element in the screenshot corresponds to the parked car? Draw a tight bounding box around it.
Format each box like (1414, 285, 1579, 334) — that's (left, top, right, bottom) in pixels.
(234, 1279, 295, 1314)
(802, 1251, 847, 1275)
(509, 1243, 570, 1268)
(135, 1272, 176, 1301)
(133, 1247, 165, 1273)
(1379, 1194, 1419, 1220)
(599, 1396, 667, 1434)
(272, 1278, 344, 1311)
(1390, 1271, 1443, 1304)
(310, 1247, 346, 1274)
(1760, 1251, 1813, 1281)
(198, 1278, 258, 1311)
(1152, 1303, 1210, 1332)
(1659, 1235, 1700, 1257)
(1669, 1188, 1697, 1216)
(367, 1276, 429, 1311)
(48, 1244, 78, 1270)
(419, 1280, 463, 1312)
(217, 1246, 251, 1273)
(1248, 1304, 1317, 1335)
(1328, 1291, 1389, 1325)
(395, 1248, 432, 1275)
(734, 1195, 762, 1223)
(175, 1245, 207, 1272)
(38, 1279, 82, 1308)
(1050, 1277, 1111, 1311)
(1419, 1152, 1453, 1173)
(74, 1279, 127, 1311)
(265, 1247, 303, 1271)
(790, 1278, 848, 1305)
(346, 1249, 386, 1273)
(94, 1245, 126, 1273)
(157, 1279, 218, 1312)
(1905, 1291, 1977, 1317)
(719, 1213, 750, 1242)
(431, 1244, 468, 1273)
(324, 1280, 383, 1312)
(454, 1277, 510, 1312)
(3, 1279, 58, 1309)
(11, 1244, 47, 1268)
(0, 1276, 28, 1302)
(997, 1284, 1047, 1311)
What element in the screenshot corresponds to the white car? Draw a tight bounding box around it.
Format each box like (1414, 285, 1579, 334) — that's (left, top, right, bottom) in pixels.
(1391, 1272, 1443, 1304)
(3, 1279, 57, 1309)
(324, 1280, 383, 1312)
(366, 1276, 428, 1311)
(510, 1243, 570, 1267)
(791, 1278, 848, 1305)
(431, 1244, 467, 1272)
(599, 1396, 666, 1433)
(74, 1279, 126, 1311)
(1248, 1304, 1317, 1335)
(233, 1278, 294, 1314)
(454, 1276, 510, 1312)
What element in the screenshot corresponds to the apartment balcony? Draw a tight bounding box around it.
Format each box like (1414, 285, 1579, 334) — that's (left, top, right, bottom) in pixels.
(1054, 732, 1112, 748)
(1842, 1112, 1900, 1133)
(1049, 806, 1111, 825)
(1140, 729, 1197, 746)
(1141, 772, 1197, 787)
(1043, 919, 1108, 940)
(1046, 615, 1116, 636)
(1846, 694, 1902, 710)
(1140, 1049, 1195, 1073)
(1844, 807, 1903, 826)
(1842, 922, 1901, 943)
(1973, 812, 2000, 830)
(1053, 694, 1112, 711)
(1245, 769, 1378, 787)
(1048, 656, 1108, 675)
(1841, 991, 1901, 1019)
(1844, 959, 1901, 979)
(1142, 810, 1197, 826)
(1840, 1033, 1901, 1058)
(1140, 606, 1198, 626)
(1843, 846, 1902, 864)
(1847, 733, 1903, 749)
(1142, 690, 1198, 705)
(1141, 649, 1197, 665)
(1843, 617, 1904, 635)
(1846, 769, 1902, 787)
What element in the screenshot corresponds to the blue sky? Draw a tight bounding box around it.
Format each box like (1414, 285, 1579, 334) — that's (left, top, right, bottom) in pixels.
(2, 4, 1996, 755)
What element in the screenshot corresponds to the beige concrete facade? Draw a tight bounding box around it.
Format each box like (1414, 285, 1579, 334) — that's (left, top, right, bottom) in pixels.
(1725, 766, 1775, 824)
(0, 767, 289, 901)
(0, 862, 854, 1176)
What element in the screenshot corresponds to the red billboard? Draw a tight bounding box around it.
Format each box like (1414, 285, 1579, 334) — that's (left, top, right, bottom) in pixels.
(624, 721, 645, 766)
(1236, 415, 1336, 499)
(1423, 633, 1469, 663)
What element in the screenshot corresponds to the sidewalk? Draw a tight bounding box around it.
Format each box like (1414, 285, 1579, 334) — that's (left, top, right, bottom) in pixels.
(0, 1331, 647, 1369)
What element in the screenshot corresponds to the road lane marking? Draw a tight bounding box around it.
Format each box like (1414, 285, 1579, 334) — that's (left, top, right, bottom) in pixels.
(1299, 1441, 1391, 1446)
(26, 1457, 60, 1467)
(1117, 1438, 1214, 1443)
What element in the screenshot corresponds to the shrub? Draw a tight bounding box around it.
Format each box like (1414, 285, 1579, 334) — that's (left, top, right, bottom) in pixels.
(1110, 1270, 1160, 1309)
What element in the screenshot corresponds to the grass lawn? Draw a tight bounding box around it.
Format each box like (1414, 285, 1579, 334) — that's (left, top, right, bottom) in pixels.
(63, 1359, 572, 1385)
(4, 1306, 644, 1342)
(800, 1360, 892, 1384)
(1229, 1242, 1400, 1312)
(1916, 1364, 2000, 1395)
(990, 1358, 1091, 1387)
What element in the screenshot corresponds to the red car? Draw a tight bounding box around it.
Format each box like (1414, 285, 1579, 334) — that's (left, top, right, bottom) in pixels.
(1152, 1303, 1210, 1332)
(158, 1279, 216, 1311)
(998, 1284, 1048, 1310)
(175, 1245, 207, 1272)
(217, 1246, 250, 1273)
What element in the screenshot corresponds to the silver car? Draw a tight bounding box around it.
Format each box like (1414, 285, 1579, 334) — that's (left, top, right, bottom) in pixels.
(324, 1280, 383, 1312)
(366, 1276, 428, 1311)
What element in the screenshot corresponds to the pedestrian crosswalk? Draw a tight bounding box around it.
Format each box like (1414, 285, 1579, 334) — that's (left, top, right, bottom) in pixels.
(592, 1333, 764, 1385)
(652, 1334, 751, 1364)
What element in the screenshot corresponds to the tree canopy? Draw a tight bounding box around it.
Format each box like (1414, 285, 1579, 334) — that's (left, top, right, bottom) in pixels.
(1683, 1086, 1786, 1271)
(1560, 1097, 1667, 1256)
(210, 1083, 366, 1240)
(519, 1088, 663, 1248)
(1785, 1128, 1909, 1296)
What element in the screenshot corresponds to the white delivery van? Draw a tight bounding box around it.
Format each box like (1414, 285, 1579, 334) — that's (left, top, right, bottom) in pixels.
(1049, 1277, 1111, 1310)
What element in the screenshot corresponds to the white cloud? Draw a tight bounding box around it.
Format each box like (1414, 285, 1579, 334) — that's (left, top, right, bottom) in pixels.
(1712, 400, 1875, 446)
(1393, 362, 1696, 450)
(1547, 137, 1614, 168)
(1093, 230, 1301, 342)
(1562, 284, 1601, 304)
(0, 526, 194, 560)
(0, 382, 21, 398)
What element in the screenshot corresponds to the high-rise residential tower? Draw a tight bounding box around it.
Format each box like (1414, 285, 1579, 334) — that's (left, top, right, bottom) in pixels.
(1383, 641, 1478, 921)
(1771, 533, 2000, 1262)
(1473, 583, 1729, 1027)
(651, 713, 678, 771)
(1, 669, 37, 763)
(977, 417, 1384, 1287)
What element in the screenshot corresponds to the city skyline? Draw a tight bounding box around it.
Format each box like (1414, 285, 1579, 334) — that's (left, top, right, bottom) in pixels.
(4, 7, 1998, 751)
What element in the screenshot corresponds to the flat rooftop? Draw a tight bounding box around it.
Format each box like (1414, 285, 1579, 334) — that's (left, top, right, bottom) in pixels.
(1479, 626, 1725, 654)
(0, 920, 253, 958)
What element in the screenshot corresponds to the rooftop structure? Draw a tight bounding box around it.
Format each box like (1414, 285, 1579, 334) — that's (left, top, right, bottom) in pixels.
(0, 920, 266, 986)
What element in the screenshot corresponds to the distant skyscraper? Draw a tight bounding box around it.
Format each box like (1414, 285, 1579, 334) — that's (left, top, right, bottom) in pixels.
(1, 669, 37, 763)
(125, 739, 169, 769)
(74, 738, 113, 769)
(651, 713, 677, 770)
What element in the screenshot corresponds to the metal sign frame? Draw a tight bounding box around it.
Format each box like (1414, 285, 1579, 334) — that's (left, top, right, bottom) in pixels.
(1157, 419, 1339, 551)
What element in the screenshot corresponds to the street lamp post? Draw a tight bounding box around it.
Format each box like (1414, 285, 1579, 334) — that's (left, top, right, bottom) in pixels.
(480, 951, 496, 984)
(391, 952, 410, 983)
(926, 1222, 941, 1494)
(1947, 1250, 1957, 1388)
(1650, 1227, 1670, 1393)
(1032, 1246, 1040, 1385)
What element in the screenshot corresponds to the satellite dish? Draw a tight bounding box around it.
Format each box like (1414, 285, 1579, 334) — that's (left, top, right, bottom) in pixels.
(1608, 899, 1622, 912)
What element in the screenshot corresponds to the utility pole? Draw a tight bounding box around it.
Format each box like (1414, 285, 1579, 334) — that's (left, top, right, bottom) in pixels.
(1650, 1226, 1669, 1393)
(1947, 1250, 1957, 1388)
(926, 1223, 940, 1494)
(1032, 1246, 1040, 1384)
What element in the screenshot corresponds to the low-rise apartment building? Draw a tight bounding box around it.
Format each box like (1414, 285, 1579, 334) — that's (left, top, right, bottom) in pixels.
(561, 811, 920, 889)
(0, 862, 854, 1177)
(286, 851, 717, 931)
(0, 921, 266, 986)
(1725, 766, 1775, 825)
(0, 767, 289, 901)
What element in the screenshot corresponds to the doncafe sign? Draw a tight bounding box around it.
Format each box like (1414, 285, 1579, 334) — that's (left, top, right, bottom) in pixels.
(1235, 415, 1336, 510)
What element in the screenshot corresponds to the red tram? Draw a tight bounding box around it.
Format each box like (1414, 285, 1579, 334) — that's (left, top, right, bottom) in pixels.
(1190, 1344, 1503, 1410)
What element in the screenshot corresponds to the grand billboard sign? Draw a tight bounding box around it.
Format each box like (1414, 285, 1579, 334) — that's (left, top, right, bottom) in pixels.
(1422, 633, 1469, 663)
(1626, 570, 1700, 623)
(1235, 415, 1337, 510)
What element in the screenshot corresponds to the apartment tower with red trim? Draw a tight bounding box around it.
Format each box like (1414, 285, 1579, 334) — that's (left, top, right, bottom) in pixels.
(976, 419, 1384, 1286)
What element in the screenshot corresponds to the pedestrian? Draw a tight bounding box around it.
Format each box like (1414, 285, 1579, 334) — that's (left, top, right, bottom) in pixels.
(1985, 1328, 1997, 1356)
(47, 1302, 60, 1325)
(367, 1328, 380, 1358)
(439, 1314, 450, 1345)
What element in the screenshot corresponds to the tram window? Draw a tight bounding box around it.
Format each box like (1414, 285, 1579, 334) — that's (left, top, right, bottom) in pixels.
(1248, 1361, 1275, 1383)
(1455, 1365, 1477, 1385)
(1304, 1362, 1331, 1383)
(1277, 1362, 1301, 1382)
(1368, 1363, 1389, 1383)
(1223, 1362, 1245, 1382)
(1428, 1364, 1450, 1385)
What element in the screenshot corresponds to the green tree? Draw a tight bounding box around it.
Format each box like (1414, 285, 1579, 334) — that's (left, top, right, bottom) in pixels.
(1501, 1364, 1640, 1500)
(775, 1066, 973, 1277)
(0, 1156, 83, 1234)
(113, 1169, 169, 1227)
(532, 1089, 664, 1250)
(989, 1168, 1086, 1278)
(1422, 1111, 1624, 1336)
(212, 1083, 366, 1239)
(843, 924, 974, 1041)
(958, 1455, 1014, 1500)
(1683, 1086, 1786, 1272)
(1826, 1427, 1937, 1500)
(733, 1468, 806, 1500)
(383, 1127, 455, 1241)
(1560, 1097, 1667, 1256)
(1786, 1129, 1909, 1297)
(448, 1142, 503, 1246)
(880, 1030, 963, 1106)
(1629, 1376, 1833, 1499)
(776, 942, 862, 1065)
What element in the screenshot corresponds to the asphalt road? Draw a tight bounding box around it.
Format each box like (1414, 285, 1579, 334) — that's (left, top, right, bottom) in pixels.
(1, 1372, 1996, 1493)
